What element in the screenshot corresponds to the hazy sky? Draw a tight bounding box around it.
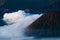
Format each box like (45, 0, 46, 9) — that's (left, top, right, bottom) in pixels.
(0, 0, 59, 19)
(0, 0, 59, 10)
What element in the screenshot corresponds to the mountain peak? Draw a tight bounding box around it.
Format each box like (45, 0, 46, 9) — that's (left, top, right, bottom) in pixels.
(26, 12, 60, 37)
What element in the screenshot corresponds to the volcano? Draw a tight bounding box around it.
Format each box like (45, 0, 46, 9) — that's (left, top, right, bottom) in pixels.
(26, 12, 60, 37)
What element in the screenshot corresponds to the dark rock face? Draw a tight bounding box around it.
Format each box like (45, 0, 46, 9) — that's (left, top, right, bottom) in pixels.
(25, 12, 60, 38)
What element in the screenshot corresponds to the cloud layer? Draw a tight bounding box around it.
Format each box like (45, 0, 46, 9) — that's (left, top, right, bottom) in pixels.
(0, 10, 43, 40)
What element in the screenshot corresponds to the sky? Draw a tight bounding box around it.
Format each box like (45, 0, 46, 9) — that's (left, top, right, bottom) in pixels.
(0, 0, 59, 12)
(0, 0, 59, 19)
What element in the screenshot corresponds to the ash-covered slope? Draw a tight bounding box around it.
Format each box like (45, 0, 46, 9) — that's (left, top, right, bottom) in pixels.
(26, 12, 60, 37)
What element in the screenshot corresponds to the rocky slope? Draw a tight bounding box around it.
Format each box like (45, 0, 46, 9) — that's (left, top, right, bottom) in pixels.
(26, 12, 60, 37)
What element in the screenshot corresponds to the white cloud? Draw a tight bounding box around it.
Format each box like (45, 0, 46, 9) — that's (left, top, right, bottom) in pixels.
(0, 10, 43, 40)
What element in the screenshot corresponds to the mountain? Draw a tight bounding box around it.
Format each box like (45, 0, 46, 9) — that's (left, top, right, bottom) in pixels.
(26, 11, 60, 38)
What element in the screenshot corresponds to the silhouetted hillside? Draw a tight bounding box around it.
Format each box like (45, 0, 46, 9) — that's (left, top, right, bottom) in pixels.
(26, 12, 60, 38)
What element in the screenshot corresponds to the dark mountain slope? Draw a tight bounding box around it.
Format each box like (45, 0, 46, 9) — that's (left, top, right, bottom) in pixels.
(26, 12, 60, 37)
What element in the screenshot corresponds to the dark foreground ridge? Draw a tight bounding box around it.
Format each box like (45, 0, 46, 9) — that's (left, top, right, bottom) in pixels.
(26, 11, 60, 38)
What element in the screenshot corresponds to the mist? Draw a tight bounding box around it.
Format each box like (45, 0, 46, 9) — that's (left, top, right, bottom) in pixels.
(0, 10, 43, 40)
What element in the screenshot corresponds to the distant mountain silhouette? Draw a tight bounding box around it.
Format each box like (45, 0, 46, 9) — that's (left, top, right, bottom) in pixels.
(25, 11, 60, 38)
